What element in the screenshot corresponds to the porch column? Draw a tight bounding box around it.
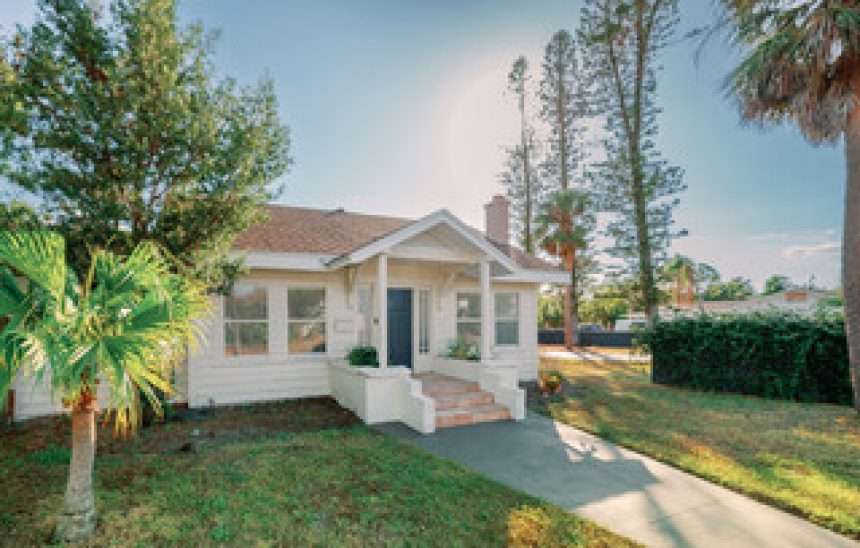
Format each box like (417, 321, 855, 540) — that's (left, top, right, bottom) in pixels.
(377, 253, 388, 368)
(480, 258, 492, 361)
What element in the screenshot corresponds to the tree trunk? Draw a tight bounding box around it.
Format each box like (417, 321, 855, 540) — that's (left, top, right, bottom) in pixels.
(55, 393, 97, 542)
(563, 250, 578, 350)
(844, 96, 860, 413)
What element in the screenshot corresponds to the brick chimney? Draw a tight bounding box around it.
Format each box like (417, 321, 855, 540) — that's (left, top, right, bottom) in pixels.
(484, 195, 509, 248)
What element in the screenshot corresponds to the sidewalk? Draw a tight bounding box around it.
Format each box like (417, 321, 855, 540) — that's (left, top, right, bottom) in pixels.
(377, 413, 856, 547)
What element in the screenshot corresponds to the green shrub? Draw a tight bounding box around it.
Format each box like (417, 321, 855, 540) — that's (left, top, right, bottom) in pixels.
(346, 346, 379, 367)
(446, 338, 480, 361)
(639, 314, 852, 405)
(28, 443, 71, 466)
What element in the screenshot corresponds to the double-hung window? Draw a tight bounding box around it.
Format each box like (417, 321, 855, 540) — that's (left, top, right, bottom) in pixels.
(495, 292, 519, 346)
(225, 284, 268, 356)
(288, 288, 326, 354)
(456, 292, 481, 345)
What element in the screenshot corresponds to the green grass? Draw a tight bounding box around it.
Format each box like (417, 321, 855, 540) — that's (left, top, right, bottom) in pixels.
(0, 398, 633, 547)
(532, 356, 860, 539)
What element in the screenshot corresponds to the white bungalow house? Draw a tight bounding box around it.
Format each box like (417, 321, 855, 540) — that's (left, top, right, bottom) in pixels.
(8, 196, 568, 433)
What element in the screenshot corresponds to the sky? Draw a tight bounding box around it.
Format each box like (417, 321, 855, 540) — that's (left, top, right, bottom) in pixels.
(0, 0, 846, 290)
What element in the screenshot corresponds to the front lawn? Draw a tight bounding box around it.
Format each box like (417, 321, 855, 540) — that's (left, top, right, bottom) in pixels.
(532, 355, 860, 539)
(1, 398, 633, 547)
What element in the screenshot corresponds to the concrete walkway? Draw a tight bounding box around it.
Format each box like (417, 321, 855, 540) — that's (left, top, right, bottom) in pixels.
(377, 413, 857, 548)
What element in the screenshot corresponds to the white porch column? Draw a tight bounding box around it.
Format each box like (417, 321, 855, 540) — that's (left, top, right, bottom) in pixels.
(480, 258, 492, 360)
(377, 253, 388, 368)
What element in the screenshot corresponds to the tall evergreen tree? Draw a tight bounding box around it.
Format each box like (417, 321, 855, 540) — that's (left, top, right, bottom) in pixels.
(0, 0, 291, 291)
(539, 29, 590, 347)
(717, 0, 860, 412)
(500, 56, 541, 252)
(578, 0, 686, 321)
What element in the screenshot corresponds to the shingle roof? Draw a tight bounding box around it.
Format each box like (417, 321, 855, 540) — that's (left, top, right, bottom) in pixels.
(233, 204, 562, 272)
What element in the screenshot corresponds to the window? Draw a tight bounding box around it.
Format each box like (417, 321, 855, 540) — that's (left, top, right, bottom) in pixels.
(495, 292, 519, 346)
(288, 288, 326, 354)
(356, 285, 373, 346)
(456, 292, 481, 345)
(419, 289, 430, 355)
(225, 284, 268, 356)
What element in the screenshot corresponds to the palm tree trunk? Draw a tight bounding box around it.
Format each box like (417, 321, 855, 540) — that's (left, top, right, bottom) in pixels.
(563, 250, 578, 350)
(55, 392, 97, 541)
(844, 97, 860, 413)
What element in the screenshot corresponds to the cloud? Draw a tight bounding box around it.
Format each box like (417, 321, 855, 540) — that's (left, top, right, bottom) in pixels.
(749, 228, 837, 243)
(781, 241, 841, 259)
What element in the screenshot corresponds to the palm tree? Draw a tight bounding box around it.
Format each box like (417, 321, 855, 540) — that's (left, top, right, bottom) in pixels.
(718, 1, 860, 412)
(536, 189, 594, 349)
(0, 231, 207, 541)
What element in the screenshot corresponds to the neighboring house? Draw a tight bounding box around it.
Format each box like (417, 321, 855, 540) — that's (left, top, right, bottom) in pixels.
(693, 290, 832, 316)
(9, 196, 568, 433)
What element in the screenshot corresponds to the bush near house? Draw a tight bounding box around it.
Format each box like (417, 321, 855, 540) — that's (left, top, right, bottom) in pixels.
(346, 346, 379, 367)
(640, 315, 852, 405)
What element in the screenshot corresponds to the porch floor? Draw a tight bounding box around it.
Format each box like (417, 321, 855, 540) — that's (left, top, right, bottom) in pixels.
(414, 373, 510, 429)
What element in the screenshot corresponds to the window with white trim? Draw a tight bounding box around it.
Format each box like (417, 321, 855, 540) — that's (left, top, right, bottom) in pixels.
(419, 289, 430, 354)
(456, 292, 481, 345)
(356, 285, 373, 346)
(495, 292, 519, 346)
(287, 288, 326, 354)
(225, 284, 268, 356)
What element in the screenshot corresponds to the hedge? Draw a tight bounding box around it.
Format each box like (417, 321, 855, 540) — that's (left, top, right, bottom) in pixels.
(639, 315, 852, 405)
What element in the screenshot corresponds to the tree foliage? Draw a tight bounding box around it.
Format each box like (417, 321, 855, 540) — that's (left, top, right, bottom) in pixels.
(500, 56, 542, 252)
(701, 276, 755, 302)
(579, 0, 686, 319)
(0, 0, 291, 291)
(763, 274, 792, 295)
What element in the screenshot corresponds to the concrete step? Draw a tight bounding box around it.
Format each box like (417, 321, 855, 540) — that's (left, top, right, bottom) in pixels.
(433, 391, 494, 410)
(435, 404, 511, 429)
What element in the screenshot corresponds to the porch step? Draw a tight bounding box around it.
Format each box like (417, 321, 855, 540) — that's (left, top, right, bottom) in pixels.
(433, 391, 494, 410)
(418, 375, 481, 397)
(435, 404, 511, 429)
(415, 373, 511, 429)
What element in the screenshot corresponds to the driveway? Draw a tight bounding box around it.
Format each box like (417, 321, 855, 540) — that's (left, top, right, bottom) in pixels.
(377, 413, 856, 548)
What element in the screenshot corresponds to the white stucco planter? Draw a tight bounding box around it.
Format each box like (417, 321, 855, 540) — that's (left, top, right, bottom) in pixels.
(328, 360, 435, 433)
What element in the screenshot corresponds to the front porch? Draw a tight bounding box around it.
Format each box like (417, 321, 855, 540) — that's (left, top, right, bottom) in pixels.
(328, 357, 525, 434)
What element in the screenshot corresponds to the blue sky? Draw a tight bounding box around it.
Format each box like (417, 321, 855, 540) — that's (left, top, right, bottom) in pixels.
(0, 0, 845, 289)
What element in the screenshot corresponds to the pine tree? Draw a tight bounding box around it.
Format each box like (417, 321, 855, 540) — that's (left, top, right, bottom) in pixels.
(538, 29, 591, 347)
(0, 0, 291, 291)
(578, 0, 686, 321)
(500, 56, 541, 252)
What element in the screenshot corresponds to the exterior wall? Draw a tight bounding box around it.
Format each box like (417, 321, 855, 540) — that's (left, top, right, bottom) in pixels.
(187, 262, 540, 410)
(12, 375, 63, 421)
(187, 270, 350, 407)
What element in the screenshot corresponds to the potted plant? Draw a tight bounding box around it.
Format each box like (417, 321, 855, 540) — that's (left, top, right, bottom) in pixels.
(538, 373, 563, 396)
(446, 338, 480, 362)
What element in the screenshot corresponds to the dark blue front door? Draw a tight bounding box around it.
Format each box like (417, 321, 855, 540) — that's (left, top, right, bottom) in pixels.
(388, 288, 413, 367)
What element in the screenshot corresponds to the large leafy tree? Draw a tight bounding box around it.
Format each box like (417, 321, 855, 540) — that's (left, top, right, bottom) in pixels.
(501, 56, 542, 252)
(0, 231, 207, 541)
(579, 0, 686, 321)
(536, 189, 596, 348)
(539, 29, 592, 347)
(718, 0, 860, 411)
(0, 0, 291, 290)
